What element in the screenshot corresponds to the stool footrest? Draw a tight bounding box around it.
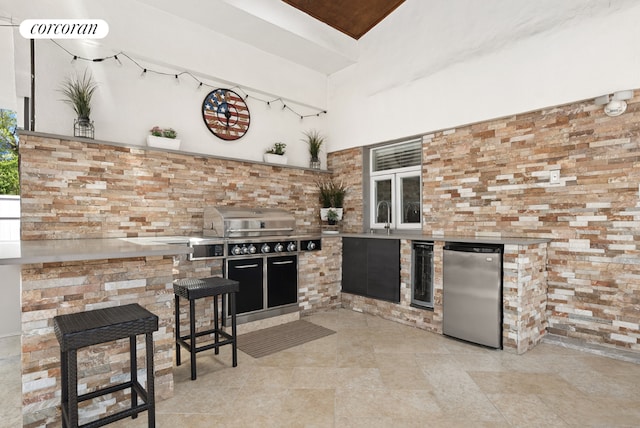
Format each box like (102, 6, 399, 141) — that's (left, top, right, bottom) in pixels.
(78, 380, 148, 403)
(64, 403, 152, 428)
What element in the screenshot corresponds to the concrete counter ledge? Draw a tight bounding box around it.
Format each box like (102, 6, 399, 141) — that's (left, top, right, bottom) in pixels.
(334, 232, 551, 246)
(0, 237, 192, 265)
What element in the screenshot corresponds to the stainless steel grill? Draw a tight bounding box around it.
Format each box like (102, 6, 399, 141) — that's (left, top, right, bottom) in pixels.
(197, 206, 320, 325)
(203, 207, 296, 238)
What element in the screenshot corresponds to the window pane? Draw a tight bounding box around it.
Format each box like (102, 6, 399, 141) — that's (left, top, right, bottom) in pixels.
(375, 179, 392, 223)
(401, 175, 421, 224)
(372, 140, 421, 171)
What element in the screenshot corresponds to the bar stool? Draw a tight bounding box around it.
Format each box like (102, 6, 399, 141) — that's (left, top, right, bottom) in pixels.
(53, 303, 159, 428)
(173, 277, 239, 380)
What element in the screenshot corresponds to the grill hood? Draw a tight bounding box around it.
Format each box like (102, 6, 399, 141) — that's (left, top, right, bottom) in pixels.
(203, 207, 295, 238)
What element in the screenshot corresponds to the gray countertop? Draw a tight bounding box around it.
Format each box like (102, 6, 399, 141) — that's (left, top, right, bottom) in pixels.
(0, 237, 193, 265)
(328, 232, 551, 245)
(0, 232, 549, 265)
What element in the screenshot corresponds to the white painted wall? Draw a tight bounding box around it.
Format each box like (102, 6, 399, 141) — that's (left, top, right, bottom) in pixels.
(0, 196, 20, 337)
(7, 0, 640, 158)
(3, 0, 330, 167)
(327, 0, 640, 150)
(0, 13, 17, 112)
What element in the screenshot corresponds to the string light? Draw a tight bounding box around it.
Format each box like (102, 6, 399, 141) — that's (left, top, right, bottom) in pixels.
(50, 40, 327, 119)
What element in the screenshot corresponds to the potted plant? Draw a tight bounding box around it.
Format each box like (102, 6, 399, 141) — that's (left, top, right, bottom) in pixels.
(264, 142, 287, 164)
(59, 68, 98, 138)
(147, 126, 181, 150)
(303, 130, 324, 169)
(318, 178, 346, 221)
(329, 179, 346, 220)
(326, 208, 339, 225)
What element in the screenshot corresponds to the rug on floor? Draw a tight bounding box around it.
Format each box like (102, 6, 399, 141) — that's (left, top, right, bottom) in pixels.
(237, 320, 335, 358)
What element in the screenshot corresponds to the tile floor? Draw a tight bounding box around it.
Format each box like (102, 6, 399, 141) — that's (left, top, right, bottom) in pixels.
(2, 309, 640, 427)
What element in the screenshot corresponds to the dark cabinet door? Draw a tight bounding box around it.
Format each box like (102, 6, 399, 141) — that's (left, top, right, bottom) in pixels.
(341, 238, 368, 296)
(267, 255, 298, 308)
(226, 258, 264, 314)
(367, 239, 400, 302)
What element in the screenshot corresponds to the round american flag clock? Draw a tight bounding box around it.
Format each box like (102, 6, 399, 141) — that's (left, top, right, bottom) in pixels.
(202, 88, 250, 140)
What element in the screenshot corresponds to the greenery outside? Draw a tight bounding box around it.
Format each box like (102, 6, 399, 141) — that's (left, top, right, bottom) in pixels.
(0, 109, 19, 195)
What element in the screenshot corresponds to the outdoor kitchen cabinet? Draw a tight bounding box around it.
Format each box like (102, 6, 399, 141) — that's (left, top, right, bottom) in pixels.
(227, 257, 264, 314)
(342, 237, 400, 303)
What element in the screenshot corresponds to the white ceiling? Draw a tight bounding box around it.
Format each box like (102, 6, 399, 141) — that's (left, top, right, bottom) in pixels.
(135, 0, 359, 75)
(135, 0, 640, 78)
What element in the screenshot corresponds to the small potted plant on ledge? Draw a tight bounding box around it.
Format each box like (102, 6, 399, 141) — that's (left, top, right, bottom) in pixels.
(59, 68, 98, 139)
(303, 129, 324, 169)
(264, 142, 287, 164)
(147, 126, 181, 150)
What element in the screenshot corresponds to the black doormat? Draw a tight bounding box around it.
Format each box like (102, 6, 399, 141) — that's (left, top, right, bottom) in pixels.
(237, 320, 335, 358)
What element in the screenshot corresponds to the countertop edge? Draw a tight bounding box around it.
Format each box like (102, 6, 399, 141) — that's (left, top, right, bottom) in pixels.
(328, 233, 551, 245)
(0, 238, 192, 265)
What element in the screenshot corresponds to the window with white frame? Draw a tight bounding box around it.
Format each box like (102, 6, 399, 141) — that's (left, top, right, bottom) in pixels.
(370, 140, 422, 230)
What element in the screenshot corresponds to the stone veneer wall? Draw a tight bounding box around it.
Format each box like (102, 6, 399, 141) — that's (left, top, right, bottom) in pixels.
(422, 97, 640, 352)
(329, 92, 640, 353)
(503, 243, 549, 353)
(17, 133, 333, 427)
(20, 256, 174, 428)
(19, 134, 327, 240)
(299, 236, 342, 314)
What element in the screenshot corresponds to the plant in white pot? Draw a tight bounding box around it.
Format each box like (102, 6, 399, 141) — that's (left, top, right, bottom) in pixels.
(147, 126, 181, 150)
(318, 178, 346, 221)
(264, 142, 287, 164)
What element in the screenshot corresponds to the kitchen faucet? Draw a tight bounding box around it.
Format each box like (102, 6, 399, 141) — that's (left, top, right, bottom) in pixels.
(376, 200, 391, 235)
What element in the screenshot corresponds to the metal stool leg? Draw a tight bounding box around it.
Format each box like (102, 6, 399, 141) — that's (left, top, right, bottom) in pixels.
(213, 294, 219, 355)
(146, 332, 156, 428)
(231, 291, 237, 367)
(189, 299, 197, 380)
(60, 350, 69, 428)
(174, 294, 181, 366)
(68, 349, 78, 428)
(130, 335, 138, 420)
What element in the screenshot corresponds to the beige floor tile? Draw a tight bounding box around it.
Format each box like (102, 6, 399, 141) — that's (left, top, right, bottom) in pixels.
(487, 393, 570, 427)
(469, 371, 584, 397)
(4, 308, 640, 428)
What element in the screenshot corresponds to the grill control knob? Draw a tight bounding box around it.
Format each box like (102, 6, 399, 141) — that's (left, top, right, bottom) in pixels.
(306, 241, 316, 251)
(261, 243, 271, 253)
(248, 244, 257, 254)
(242, 245, 249, 255)
(287, 242, 297, 252)
(231, 245, 242, 256)
(274, 243, 284, 252)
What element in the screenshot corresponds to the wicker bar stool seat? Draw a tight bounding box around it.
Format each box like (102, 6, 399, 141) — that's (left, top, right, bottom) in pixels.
(53, 303, 158, 428)
(173, 277, 239, 380)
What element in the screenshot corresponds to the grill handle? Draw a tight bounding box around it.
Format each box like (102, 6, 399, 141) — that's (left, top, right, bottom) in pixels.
(272, 260, 294, 265)
(226, 227, 294, 234)
(232, 263, 260, 269)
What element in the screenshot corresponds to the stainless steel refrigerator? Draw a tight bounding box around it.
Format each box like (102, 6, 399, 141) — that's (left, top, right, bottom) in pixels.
(443, 242, 502, 348)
